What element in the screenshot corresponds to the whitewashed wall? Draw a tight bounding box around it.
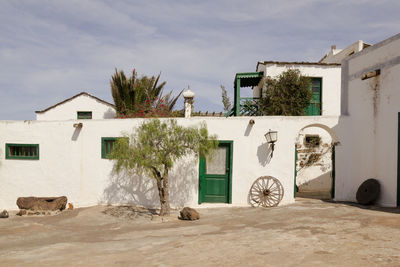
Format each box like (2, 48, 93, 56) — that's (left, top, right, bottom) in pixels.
(36, 94, 116, 120)
(255, 63, 341, 116)
(335, 33, 400, 207)
(0, 116, 339, 210)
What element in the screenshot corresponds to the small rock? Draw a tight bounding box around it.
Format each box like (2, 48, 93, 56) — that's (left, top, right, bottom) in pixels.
(0, 210, 9, 218)
(179, 207, 200, 220)
(17, 209, 27, 216)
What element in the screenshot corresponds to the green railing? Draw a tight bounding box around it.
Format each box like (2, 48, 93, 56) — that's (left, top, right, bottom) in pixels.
(225, 97, 260, 117)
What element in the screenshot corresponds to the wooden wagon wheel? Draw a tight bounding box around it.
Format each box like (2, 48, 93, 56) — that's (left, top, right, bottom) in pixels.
(249, 176, 284, 207)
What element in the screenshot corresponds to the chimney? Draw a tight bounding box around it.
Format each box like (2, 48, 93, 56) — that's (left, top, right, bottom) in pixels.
(183, 87, 195, 118)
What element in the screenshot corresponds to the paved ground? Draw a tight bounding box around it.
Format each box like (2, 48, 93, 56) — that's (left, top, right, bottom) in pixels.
(0, 198, 399, 266)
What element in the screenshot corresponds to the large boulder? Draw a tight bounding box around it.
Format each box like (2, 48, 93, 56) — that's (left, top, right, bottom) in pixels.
(0, 210, 9, 218)
(179, 207, 200, 220)
(16, 196, 67, 211)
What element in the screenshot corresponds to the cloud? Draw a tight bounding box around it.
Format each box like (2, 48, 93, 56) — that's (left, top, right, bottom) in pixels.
(0, 0, 399, 119)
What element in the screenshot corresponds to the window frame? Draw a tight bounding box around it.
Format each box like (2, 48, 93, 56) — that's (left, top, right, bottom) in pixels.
(101, 137, 128, 159)
(77, 111, 92, 119)
(101, 137, 117, 159)
(5, 143, 39, 160)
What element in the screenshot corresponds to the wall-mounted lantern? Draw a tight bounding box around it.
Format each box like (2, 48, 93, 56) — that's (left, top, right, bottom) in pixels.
(73, 123, 83, 128)
(264, 129, 278, 157)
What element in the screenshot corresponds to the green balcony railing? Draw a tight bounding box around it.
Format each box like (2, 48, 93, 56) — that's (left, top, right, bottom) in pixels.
(225, 97, 260, 117)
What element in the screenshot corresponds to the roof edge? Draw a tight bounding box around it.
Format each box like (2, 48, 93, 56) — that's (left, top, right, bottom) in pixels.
(35, 92, 115, 114)
(258, 61, 341, 66)
(343, 33, 400, 62)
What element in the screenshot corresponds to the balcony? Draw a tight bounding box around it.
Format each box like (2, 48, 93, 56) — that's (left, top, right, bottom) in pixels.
(225, 71, 263, 117)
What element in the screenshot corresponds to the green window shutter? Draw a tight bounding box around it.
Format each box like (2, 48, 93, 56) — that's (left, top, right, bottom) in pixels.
(101, 137, 116, 159)
(305, 78, 322, 116)
(5, 144, 39, 160)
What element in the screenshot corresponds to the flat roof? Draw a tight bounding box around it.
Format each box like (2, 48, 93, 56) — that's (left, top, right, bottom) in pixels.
(258, 61, 341, 67)
(234, 72, 264, 88)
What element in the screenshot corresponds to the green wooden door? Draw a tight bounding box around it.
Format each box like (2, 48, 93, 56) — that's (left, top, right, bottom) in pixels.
(306, 78, 322, 116)
(199, 141, 232, 203)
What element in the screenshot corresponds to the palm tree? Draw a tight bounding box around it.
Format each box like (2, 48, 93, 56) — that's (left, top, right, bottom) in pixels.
(111, 68, 182, 117)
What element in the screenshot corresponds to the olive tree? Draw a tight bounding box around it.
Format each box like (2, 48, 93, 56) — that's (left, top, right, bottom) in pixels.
(110, 119, 218, 216)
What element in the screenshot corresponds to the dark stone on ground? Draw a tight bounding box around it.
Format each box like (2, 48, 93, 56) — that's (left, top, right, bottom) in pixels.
(17, 209, 27, 216)
(179, 207, 200, 220)
(0, 210, 9, 218)
(16, 196, 67, 211)
(356, 178, 380, 205)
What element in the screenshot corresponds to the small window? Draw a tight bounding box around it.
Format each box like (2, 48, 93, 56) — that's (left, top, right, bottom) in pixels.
(77, 111, 92, 119)
(304, 135, 320, 148)
(101, 137, 128, 159)
(6, 144, 39, 160)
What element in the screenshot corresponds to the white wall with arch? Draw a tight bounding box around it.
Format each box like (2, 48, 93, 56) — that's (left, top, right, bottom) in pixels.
(0, 116, 340, 210)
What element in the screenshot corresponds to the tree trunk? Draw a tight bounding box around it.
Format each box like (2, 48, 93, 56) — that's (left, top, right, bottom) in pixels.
(154, 167, 170, 216)
(159, 169, 170, 216)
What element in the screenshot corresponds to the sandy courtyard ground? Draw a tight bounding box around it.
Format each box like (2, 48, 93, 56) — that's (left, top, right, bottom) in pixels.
(0, 198, 399, 266)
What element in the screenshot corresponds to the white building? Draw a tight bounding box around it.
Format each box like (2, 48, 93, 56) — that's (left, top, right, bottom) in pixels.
(1, 34, 399, 210)
(319, 40, 370, 64)
(255, 61, 342, 116)
(231, 62, 341, 200)
(335, 33, 400, 207)
(36, 92, 116, 120)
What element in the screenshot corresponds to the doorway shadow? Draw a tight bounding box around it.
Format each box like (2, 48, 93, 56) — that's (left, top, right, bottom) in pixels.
(322, 199, 400, 214)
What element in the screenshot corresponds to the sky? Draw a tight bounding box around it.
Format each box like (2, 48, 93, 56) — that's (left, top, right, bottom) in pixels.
(0, 0, 399, 120)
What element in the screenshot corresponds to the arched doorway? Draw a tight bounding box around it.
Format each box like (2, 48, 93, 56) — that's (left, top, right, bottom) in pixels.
(294, 124, 339, 199)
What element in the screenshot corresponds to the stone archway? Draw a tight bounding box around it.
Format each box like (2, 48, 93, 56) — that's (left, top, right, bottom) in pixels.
(298, 123, 340, 145)
(294, 124, 339, 199)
